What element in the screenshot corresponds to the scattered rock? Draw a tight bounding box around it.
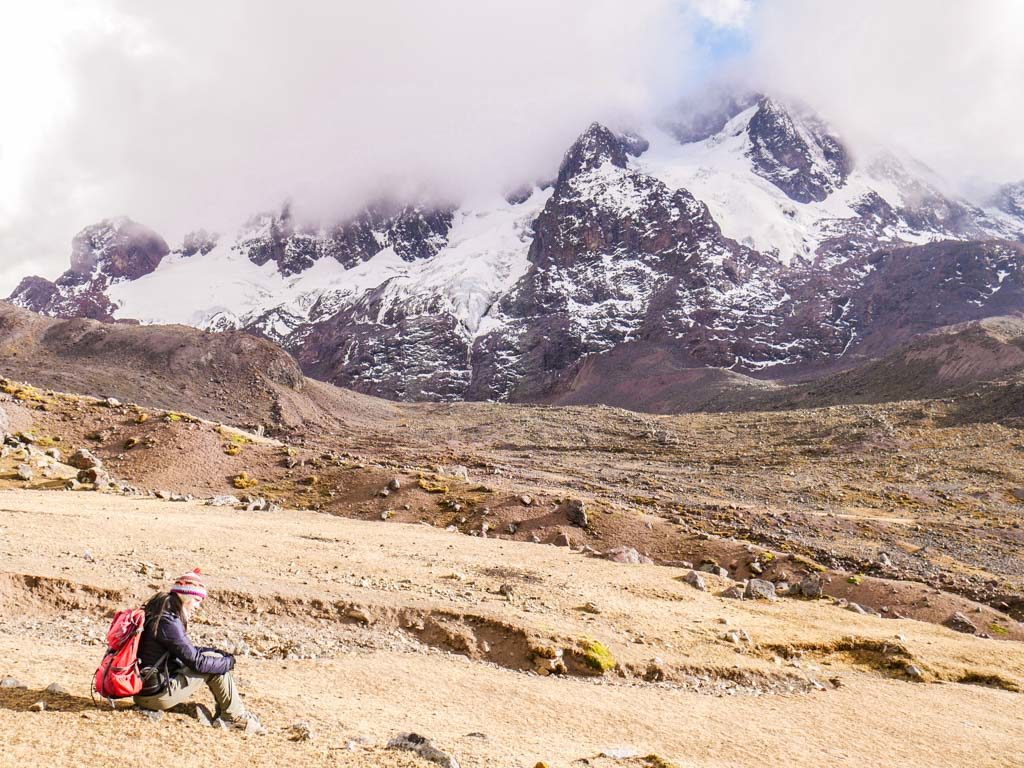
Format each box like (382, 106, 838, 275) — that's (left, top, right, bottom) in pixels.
(83, 549, 94, 562)
(561, 499, 588, 528)
(44, 683, 68, 695)
(0, 677, 26, 689)
(799, 575, 824, 598)
(906, 665, 925, 682)
(77, 467, 111, 486)
(104, 397, 122, 408)
(206, 495, 240, 507)
(387, 477, 402, 491)
(723, 629, 751, 644)
(143, 709, 165, 722)
(288, 721, 315, 742)
(16, 463, 34, 481)
(698, 561, 729, 578)
(519, 495, 533, 506)
(680, 570, 707, 591)
(498, 584, 515, 597)
(603, 546, 652, 565)
(847, 602, 868, 615)
(387, 733, 461, 768)
(946, 612, 978, 635)
(744, 579, 777, 600)
(68, 448, 102, 470)
(438, 465, 469, 482)
(721, 585, 745, 599)
(347, 607, 372, 624)
(553, 532, 571, 547)
(29, 701, 46, 712)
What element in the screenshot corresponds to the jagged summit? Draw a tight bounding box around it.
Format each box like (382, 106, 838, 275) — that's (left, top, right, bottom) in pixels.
(9, 94, 1024, 408)
(556, 123, 649, 186)
(745, 96, 852, 203)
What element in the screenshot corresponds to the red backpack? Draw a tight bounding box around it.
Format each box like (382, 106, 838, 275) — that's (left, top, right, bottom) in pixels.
(92, 608, 146, 704)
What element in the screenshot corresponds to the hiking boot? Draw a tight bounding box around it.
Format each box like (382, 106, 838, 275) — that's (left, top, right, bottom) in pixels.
(225, 712, 266, 735)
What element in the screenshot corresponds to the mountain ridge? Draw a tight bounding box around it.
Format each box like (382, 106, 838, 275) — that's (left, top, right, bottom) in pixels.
(10, 94, 1024, 410)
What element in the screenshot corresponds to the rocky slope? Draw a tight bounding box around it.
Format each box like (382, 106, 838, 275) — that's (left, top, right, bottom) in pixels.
(11, 96, 1024, 408)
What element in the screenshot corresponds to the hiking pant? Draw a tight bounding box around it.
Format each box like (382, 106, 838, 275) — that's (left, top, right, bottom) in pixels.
(134, 651, 245, 719)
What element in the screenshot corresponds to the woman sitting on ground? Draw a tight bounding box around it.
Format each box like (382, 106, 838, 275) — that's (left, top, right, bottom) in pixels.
(134, 569, 264, 733)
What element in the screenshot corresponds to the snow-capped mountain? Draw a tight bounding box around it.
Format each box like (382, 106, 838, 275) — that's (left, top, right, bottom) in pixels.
(10, 95, 1024, 404)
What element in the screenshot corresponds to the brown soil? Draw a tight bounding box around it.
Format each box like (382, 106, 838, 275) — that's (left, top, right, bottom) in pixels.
(1, 490, 1023, 767)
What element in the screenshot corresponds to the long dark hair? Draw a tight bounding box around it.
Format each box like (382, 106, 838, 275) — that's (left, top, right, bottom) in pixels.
(144, 591, 187, 633)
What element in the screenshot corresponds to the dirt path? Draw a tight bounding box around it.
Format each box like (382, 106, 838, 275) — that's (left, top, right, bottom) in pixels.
(1, 489, 1023, 767)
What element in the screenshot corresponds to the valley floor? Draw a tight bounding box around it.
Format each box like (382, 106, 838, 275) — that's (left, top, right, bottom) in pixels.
(1, 490, 1022, 768)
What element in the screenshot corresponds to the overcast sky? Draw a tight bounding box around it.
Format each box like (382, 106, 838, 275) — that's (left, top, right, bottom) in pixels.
(1, 0, 1023, 293)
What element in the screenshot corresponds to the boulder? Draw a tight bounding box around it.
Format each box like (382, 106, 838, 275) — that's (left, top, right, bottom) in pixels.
(560, 499, 589, 528)
(603, 546, 652, 565)
(946, 611, 978, 634)
(681, 570, 707, 591)
(799, 575, 824, 598)
(68, 449, 102, 470)
(744, 579, 777, 600)
(387, 733, 461, 768)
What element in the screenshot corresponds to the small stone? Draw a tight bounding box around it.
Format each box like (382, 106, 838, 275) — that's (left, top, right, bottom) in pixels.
(379, 489, 390, 498)
(553, 532, 571, 547)
(388, 477, 402, 491)
(289, 721, 315, 742)
(380, 510, 391, 521)
(104, 397, 122, 408)
(721, 585, 745, 599)
(44, 683, 67, 695)
(847, 602, 868, 615)
(744, 579, 777, 600)
(347, 607, 372, 624)
(506, 522, 518, 535)
(498, 584, 514, 597)
(681, 570, 707, 591)
(83, 549, 95, 562)
(143, 709, 164, 722)
(906, 664, 925, 682)
(16, 464, 34, 481)
(520, 495, 533, 506)
(698, 561, 729, 578)
(29, 701, 46, 712)
(1, 677, 26, 689)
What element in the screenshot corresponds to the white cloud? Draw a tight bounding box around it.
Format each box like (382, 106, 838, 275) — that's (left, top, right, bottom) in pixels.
(2, 0, 1022, 296)
(0, 0, 715, 291)
(746, 0, 1024, 191)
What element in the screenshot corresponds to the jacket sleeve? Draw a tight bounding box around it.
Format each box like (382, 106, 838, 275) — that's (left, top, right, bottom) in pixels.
(157, 615, 234, 676)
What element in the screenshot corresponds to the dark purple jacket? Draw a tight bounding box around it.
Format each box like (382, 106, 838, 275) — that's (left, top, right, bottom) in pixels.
(138, 606, 233, 693)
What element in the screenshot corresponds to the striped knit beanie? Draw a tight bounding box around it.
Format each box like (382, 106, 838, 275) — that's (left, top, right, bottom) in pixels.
(170, 568, 208, 601)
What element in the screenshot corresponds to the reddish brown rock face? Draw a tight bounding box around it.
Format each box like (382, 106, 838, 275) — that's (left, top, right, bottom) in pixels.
(11, 218, 168, 322)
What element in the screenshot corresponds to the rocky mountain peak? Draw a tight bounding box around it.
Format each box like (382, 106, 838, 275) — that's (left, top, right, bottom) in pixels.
(746, 96, 852, 203)
(69, 217, 169, 280)
(556, 123, 649, 186)
(236, 201, 454, 276)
